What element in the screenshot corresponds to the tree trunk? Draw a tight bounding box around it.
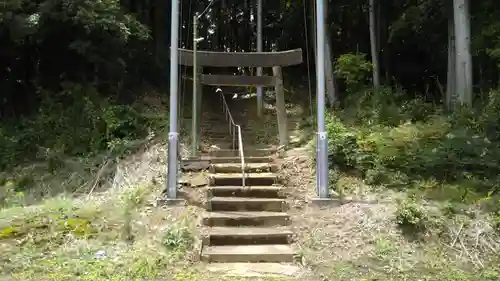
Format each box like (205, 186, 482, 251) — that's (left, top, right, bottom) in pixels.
(244, 0, 251, 52)
(143, 0, 150, 25)
(453, 0, 473, 106)
(310, 0, 337, 105)
(153, 0, 166, 60)
(446, 13, 457, 110)
(369, 0, 380, 88)
(378, 0, 390, 83)
(324, 0, 337, 104)
(325, 38, 337, 104)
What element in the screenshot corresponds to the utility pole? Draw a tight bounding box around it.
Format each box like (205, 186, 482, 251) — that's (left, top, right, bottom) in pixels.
(315, 0, 329, 198)
(165, 0, 180, 200)
(256, 0, 263, 117)
(191, 14, 199, 156)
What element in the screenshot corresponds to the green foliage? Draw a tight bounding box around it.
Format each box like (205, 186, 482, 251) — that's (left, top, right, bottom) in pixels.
(326, 87, 500, 197)
(161, 221, 194, 252)
(343, 86, 436, 126)
(328, 169, 340, 188)
(0, 83, 168, 172)
(325, 115, 359, 169)
(120, 185, 153, 241)
(0, 198, 101, 241)
(481, 269, 500, 281)
(485, 197, 500, 232)
(0, 0, 161, 118)
(396, 199, 428, 230)
(0, 180, 26, 207)
(334, 53, 373, 92)
(0, 189, 194, 281)
(0, 0, 164, 182)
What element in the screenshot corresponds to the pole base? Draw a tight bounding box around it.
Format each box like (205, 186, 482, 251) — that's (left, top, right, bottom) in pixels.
(316, 132, 329, 198)
(165, 132, 179, 198)
(156, 198, 185, 207)
(308, 197, 352, 208)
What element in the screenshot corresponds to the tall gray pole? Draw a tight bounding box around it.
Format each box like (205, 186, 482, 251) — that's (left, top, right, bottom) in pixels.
(315, 0, 329, 198)
(191, 14, 199, 156)
(166, 0, 180, 199)
(256, 0, 263, 117)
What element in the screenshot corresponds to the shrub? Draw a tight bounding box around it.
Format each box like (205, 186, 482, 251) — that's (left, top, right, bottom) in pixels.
(335, 53, 372, 93)
(0, 83, 167, 170)
(325, 87, 500, 195)
(162, 221, 194, 252)
(396, 199, 428, 230)
(0, 180, 25, 207)
(325, 114, 360, 169)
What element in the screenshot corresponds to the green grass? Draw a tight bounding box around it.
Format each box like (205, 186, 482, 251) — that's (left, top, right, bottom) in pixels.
(0, 184, 197, 281)
(295, 90, 500, 280)
(303, 229, 500, 281)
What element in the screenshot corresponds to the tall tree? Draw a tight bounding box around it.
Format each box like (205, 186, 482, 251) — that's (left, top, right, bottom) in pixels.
(310, 0, 337, 105)
(324, 0, 338, 104)
(369, 0, 380, 88)
(446, 3, 457, 110)
(453, 0, 473, 106)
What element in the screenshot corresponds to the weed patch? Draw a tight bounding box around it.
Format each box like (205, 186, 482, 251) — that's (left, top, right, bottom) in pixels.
(0, 184, 196, 281)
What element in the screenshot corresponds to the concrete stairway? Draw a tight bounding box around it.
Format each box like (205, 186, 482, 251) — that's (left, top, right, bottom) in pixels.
(200, 149, 295, 263)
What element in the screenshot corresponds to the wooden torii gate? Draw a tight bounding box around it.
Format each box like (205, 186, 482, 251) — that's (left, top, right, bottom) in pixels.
(176, 48, 303, 153)
(165, 0, 330, 203)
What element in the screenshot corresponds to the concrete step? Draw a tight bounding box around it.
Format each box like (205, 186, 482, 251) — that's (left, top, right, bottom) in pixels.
(181, 159, 210, 171)
(201, 244, 295, 263)
(203, 227, 293, 245)
(202, 211, 290, 227)
(209, 149, 275, 157)
(204, 133, 233, 138)
(208, 197, 286, 212)
(200, 156, 274, 164)
(210, 163, 277, 173)
(205, 263, 303, 278)
(206, 186, 285, 198)
(209, 173, 278, 186)
(201, 137, 233, 141)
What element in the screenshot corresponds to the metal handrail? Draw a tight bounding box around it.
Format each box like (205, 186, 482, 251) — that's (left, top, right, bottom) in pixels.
(216, 88, 246, 187)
